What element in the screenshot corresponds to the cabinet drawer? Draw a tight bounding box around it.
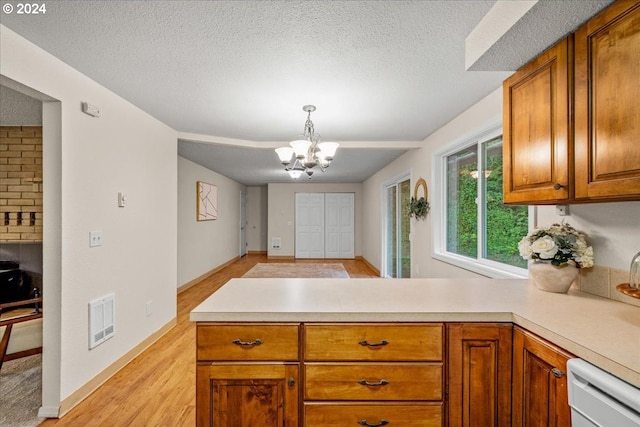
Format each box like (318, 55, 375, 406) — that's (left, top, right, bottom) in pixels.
(304, 403, 443, 427)
(304, 323, 443, 361)
(197, 324, 299, 361)
(304, 363, 442, 401)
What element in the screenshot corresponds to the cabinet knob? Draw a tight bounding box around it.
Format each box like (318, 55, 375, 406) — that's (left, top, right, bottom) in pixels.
(287, 377, 295, 386)
(552, 368, 565, 378)
(553, 183, 565, 190)
(358, 420, 389, 426)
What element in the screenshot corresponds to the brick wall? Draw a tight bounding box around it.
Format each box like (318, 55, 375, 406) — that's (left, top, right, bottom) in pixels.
(0, 126, 43, 242)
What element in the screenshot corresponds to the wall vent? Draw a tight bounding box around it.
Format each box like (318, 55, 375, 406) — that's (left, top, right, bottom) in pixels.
(88, 293, 115, 349)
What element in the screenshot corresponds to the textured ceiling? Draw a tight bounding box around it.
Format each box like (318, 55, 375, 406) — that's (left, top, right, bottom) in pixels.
(0, 1, 613, 185)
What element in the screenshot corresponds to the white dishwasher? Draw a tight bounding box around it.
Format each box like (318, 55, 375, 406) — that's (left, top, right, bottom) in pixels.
(567, 358, 640, 427)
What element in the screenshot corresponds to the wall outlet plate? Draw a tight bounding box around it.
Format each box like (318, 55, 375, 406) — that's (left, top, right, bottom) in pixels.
(90, 231, 103, 247)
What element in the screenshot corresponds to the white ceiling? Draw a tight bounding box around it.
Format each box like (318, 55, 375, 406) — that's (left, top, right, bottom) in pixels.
(1, 0, 613, 185)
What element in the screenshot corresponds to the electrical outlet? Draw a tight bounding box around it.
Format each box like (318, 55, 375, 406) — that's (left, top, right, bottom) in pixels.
(556, 205, 570, 216)
(146, 300, 153, 317)
(89, 231, 103, 247)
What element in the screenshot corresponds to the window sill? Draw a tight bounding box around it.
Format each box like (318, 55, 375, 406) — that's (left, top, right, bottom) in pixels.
(433, 251, 528, 279)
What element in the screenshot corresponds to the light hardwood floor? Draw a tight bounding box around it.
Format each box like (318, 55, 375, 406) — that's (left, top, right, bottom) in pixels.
(39, 255, 379, 426)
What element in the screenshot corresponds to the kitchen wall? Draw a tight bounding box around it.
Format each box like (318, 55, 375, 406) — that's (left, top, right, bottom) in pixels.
(363, 88, 504, 279)
(177, 156, 247, 287)
(1, 25, 178, 415)
(362, 87, 640, 290)
(247, 185, 268, 252)
(267, 182, 363, 258)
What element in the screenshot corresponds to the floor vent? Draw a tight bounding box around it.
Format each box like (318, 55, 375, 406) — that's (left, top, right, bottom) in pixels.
(89, 293, 115, 349)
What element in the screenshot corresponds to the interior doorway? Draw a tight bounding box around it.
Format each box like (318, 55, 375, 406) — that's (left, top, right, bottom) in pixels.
(384, 176, 411, 278)
(240, 192, 247, 257)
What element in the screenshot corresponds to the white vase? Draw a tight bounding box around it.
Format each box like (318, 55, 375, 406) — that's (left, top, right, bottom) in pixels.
(529, 262, 579, 293)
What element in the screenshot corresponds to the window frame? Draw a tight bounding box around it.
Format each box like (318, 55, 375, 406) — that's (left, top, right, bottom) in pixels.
(432, 123, 533, 279)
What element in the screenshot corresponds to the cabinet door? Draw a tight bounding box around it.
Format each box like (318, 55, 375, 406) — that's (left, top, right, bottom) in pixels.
(196, 363, 299, 427)
(512, 327, 573, 427)
(503, 38, 571, 204)
(447, 323, 512, 427)
(574, 1, 640, 201)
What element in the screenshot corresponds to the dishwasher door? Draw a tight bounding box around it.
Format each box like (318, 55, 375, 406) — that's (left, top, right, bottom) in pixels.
(567, 358, 640, 427)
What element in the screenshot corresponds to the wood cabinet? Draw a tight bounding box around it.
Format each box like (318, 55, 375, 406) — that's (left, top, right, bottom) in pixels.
(195, 323, 300, 427)
(303, 323, 444, 427)
(503, 0, 640, 204)
(194, 321, 581, 427)
(447, 323, 513, 427)
(574, 0, 640, 201)
(503, 37, 571, 204)
(512, 326, 574, 427)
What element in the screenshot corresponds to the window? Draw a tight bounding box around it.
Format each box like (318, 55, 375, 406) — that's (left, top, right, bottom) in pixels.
(434, 125, 530, 278)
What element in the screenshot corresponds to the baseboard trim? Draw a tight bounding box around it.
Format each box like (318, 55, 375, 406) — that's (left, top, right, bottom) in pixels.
(357, 256, 381, 277)
(267, 255, 295, 260)
(177, 256, 240, 294)
(248, 250, 267, 255)
(38, 405, 60, 418)
(57, 317, 177, 417)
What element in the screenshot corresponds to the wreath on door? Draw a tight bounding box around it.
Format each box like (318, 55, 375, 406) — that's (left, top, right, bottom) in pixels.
(409, 178, 430, 220)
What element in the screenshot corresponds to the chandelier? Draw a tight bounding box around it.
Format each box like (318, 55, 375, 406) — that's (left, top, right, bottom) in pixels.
(274, 105, 339, 179)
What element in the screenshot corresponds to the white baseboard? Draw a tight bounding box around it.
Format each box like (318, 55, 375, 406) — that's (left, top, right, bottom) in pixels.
(38, 405, 60, 418)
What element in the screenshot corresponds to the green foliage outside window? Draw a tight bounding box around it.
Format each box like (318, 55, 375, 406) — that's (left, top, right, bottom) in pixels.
(446, 138, 528, 269)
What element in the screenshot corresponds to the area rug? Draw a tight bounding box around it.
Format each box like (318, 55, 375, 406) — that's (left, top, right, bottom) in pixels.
(0, 354, 44, 427)
(242, 263, 349, 278)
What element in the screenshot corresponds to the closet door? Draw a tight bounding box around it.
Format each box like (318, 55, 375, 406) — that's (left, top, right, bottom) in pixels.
(325, 193, 355, 259)
(295, 193, 325, 258)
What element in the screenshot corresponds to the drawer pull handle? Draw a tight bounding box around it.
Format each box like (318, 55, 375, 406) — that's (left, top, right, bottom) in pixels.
(551, 368, 564, 378)
(359, 339, 389, 347)
(358, 419, 389, 426)
(553, 183, 564, 190)
(358, 379, 389, 387)
(231, 338, 263, 347)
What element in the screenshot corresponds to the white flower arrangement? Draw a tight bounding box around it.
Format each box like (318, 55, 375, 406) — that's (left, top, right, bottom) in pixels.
(518, 223, 594, 268)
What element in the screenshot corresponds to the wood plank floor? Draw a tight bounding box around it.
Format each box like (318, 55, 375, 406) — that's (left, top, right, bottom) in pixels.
(40, 255, 379, 426)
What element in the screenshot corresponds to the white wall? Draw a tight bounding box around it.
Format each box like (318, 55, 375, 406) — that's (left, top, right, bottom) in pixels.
(0, 84, 42, 125)
(362, 86, 640, 277)
(177, 156, 247, 286)
(267, 182, 363, 258)
(1, 25, 177, 412)
(247, 185, 268, 252)
(537, 203, 640, 271)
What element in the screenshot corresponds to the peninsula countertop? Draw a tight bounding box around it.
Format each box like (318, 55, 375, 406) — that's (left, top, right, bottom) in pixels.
(190, 277, 640, 388)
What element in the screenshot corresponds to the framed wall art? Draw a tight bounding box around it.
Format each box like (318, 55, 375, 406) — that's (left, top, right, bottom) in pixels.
(197, 181, 218, 221)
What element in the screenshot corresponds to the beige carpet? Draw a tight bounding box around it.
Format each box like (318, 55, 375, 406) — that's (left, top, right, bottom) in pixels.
(242, 263, 349, 278)
(0, 354, 44, 427)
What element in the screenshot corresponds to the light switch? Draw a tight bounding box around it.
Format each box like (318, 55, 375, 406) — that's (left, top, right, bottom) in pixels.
(118, 192, 126, 208)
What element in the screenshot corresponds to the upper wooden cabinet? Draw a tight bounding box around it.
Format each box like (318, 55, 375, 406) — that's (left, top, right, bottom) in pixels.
(504, 0, 640, 204)
(503, 37, 571, 204)
(574, 0, 640, 201)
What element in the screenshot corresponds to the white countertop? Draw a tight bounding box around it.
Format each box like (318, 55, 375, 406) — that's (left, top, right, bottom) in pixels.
(191, 277, 640, 388)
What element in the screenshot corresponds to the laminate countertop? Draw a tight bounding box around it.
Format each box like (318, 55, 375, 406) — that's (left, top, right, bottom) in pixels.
(190, 277, 640, 388)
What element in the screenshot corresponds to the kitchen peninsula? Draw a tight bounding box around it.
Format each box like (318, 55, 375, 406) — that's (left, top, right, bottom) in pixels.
(191, 278, 640, 426)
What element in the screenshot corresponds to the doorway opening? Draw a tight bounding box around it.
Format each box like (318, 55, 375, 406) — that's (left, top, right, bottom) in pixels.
(384, 176, 411, 278)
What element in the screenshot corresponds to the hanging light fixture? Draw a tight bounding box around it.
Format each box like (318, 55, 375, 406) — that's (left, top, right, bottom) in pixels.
(275, 105, 339, 179)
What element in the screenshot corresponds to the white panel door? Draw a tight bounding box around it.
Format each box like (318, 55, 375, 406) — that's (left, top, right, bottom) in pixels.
(295, 193, 325, 258)
(325, 193, 355, 259)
